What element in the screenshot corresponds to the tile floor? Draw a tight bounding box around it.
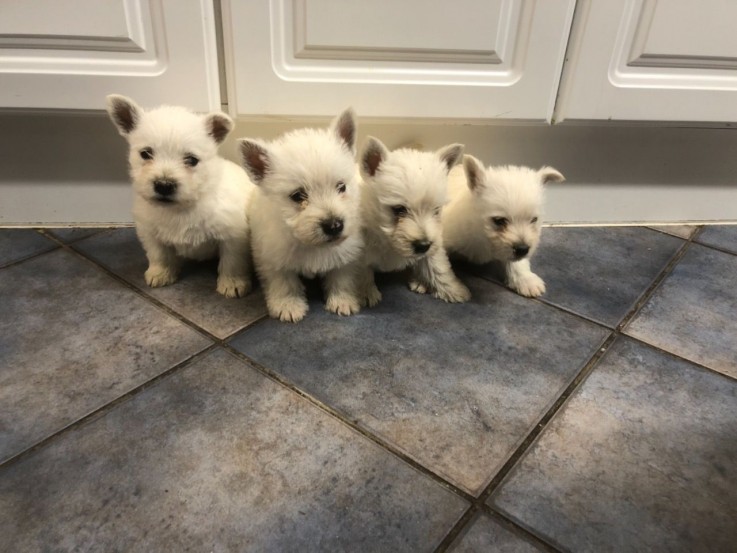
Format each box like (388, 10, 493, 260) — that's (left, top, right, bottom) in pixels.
(0, 224, 735, 552)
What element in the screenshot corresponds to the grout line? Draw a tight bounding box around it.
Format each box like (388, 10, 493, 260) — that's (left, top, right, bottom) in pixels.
(220, 345, 477, 504)
(0, 344, 219, 473)
(482, 506, 562, 553)
(433, 506, 482, 552)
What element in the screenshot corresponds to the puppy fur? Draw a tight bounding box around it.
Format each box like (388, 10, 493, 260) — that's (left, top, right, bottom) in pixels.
(358, 137, 470, 304)
(238, 109, 363, 323)
(443, 156, 564, 297)
(106, 94, 254, 297)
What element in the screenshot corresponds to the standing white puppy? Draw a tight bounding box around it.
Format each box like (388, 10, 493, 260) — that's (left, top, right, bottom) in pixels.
(357, 138, 470, 305)
(443, 156, 564, 297)
(106, 95, 254, 298)
(238, 109, 363, 323)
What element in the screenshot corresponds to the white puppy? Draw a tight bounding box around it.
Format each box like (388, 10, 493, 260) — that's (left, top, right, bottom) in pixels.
(238, 109, 363, 323)
(357, 138, 470, 305)
(106, 95, 254, 297)
(443, 155, 564, 297)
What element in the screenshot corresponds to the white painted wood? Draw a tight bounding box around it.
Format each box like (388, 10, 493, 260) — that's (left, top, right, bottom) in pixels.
(223, 0, 576, 121)
(557, 0, 737, 123)
(0, 0, 221, 111)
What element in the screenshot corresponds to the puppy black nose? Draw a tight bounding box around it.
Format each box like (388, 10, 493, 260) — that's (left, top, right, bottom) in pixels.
(153, 180, 177, 197)
(513, 244, 530, 259)
(412, 240, 432, 254)
(321, 218, 344, 237)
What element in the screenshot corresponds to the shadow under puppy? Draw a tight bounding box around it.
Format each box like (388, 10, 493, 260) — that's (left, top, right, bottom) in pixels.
(106, 94, 254, 297)
(238, 109, 363, 323)
(443, 155, 564, 297)
(357, 137, 470, 305)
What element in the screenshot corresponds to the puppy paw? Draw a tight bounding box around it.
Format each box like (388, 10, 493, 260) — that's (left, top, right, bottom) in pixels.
(408, 279, 429, 295)
(433, 281, 471, 303)
(217, 275, 252, 298)
(512, 273, 546, 297)
(326, 293, 361, 316)
(144, 266, 178, 288)
(363, 284, 382, 308)
(269, 297, 309, 323)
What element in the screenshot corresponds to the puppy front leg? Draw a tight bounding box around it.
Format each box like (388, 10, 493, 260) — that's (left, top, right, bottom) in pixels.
(323, 263, 361, 316)
(412, 248, 471, 303)
(217, 236, 252, 298)
(506, 258, 545, 297)
(358, 265, 382, 308)
(262, 268, 308, 323)
(138, 230, 181, 288)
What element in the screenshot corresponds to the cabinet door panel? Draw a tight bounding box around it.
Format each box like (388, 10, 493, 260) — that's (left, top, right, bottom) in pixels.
(224, 0, 576, 121)
(0, 0, 221, 111)
(557, 0, 737, 122)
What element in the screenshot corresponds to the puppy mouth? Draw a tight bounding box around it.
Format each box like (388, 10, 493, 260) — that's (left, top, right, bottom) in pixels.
(323, 235, 347, 245)
(152, 196, 176, 205)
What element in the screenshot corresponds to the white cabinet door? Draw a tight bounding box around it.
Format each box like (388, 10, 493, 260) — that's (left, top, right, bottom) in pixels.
(556, 0, 737, 123)
(0, 0, 221, 111)
(223, 0, 576, 121)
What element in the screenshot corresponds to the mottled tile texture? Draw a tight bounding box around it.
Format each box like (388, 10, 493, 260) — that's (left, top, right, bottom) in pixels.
(449, 514, 543, 552)
(1, 225, 735, 552)
(491, 337, 737, 552)
(626, 244, 737, 378)
(0, 249, 211, 462)
(476, 227, 683, 327)
(0, 349, 467, 552)
(75, 228, 267, 338)
(696, 224, 737, 254)
(231, 274, 608, 494)
(0, 229, 56, 267)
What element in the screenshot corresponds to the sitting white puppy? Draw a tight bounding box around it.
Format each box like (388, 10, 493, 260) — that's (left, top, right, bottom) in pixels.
(238, 109, 363, 323)
(357, 138, 470, 305)
(443, 155, 564, 297)
(106, 95, 254, 298)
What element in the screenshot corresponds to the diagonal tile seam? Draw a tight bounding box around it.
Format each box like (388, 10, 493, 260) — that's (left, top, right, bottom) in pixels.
(435, 228, 722, 551)
(432, 331, 619, 553)
(482, 506, 562, 553)
(647, 225, 701, 240)
(0, 229, 60, 270)
(0, 343, 219, 473)
(10, 226, 724, 552)
(220, 344, 477, 503)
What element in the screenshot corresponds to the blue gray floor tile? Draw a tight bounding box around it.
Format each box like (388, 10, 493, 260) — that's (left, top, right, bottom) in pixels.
(0, 225, 734, 552)
(0, 249, 211, 463)
(490, 337, 737, 552)
(626, 243, 737, 378)
(474, 227, 683, 327)
(0, 228, 56, 267)
(0, 348, 466, 552)
(647, 224, 698, 239)
(74, 228, 267, 339)
(230, 274, 609, 495)
(696, 224, 737, 254)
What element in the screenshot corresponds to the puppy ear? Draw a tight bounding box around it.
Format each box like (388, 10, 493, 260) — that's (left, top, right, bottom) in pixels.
(360, 136, 390, 178)
(436, 143, 464, 173)
(463, 155, 487, 192)
(106, 94, 142, 136)
(539, 166, 565, 184)
(238, 139, 271, 184)
(330, 108, 357, 154)
(205, 113, 233, 144)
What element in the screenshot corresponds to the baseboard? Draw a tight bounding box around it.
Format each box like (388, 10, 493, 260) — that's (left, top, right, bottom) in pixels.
(2, 112, 736, 225)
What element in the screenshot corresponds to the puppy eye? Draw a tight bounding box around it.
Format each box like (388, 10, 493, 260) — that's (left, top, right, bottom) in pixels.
(391, 205, 408, 217)
(140, 148, 153, 161)
(184, 155, 199, 168)
(492, 217, 509, 228)
(434, 207, 442, 216)
(531, 217, 538, 224)
(290, 188, 308, 203)
(336, 180, 346, 193)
